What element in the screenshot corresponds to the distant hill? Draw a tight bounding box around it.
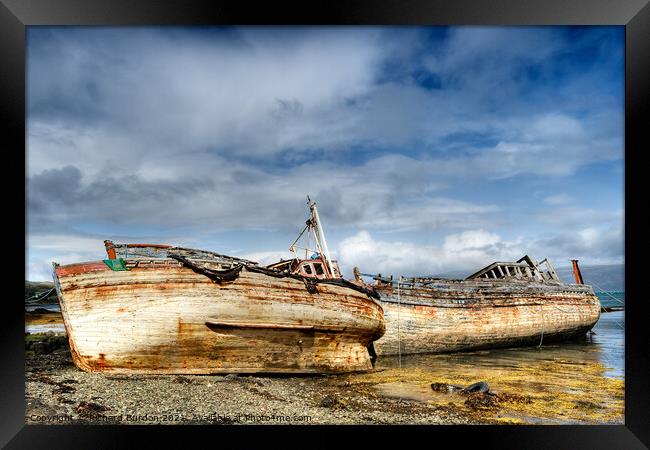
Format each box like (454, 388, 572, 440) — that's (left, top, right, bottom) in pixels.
(555, 264, 624, 292)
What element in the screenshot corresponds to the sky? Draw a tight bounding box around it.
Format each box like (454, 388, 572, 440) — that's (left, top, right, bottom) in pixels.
(26, 26, 624, 281)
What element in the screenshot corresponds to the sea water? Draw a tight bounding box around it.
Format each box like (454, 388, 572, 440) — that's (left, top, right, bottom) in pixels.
(377, 292, 624, 378)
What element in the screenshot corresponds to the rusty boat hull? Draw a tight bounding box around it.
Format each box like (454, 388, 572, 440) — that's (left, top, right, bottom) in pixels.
(53, 259, 385, 374)
(372, 280, 601, 356)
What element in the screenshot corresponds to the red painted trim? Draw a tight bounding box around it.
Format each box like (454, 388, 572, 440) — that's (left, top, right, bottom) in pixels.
(55, 261, 110, 277)
(125, 243, 172, 248)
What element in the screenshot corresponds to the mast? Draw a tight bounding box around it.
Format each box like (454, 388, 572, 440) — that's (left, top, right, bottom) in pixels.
(308, 197, 336, 278)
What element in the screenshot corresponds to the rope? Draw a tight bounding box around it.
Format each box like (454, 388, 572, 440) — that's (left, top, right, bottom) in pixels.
(587, 281, 625, 330)
(588, 281, 625, 306)
(169, 254, 243, 283)
(397, 276, 402, 368)
(537, 304, 544, 349)
(171, 253, 379, 298)
(25, 288, 55, 302)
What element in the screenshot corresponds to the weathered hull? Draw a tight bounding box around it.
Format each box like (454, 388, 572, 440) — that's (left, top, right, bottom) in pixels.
(53, 260, 385, 374)
(373, 280, 600, 356)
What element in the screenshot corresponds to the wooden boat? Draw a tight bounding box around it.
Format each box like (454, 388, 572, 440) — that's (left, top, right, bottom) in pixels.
(356, 257, 601, 356)
(52, 200, 385, 374)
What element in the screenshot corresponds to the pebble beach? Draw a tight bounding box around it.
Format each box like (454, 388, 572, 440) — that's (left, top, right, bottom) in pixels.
(24, 287, 624, 426)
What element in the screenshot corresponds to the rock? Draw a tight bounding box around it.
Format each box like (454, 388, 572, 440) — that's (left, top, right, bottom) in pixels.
(319, 394, 346, 409)
(53, 385, 76, 394)
(464, 392, 499, 410)
(319, 395, 336, 408)
(76, 401, 109, 417)
(32, 342, 49, 355)
(462, 381, 490, 394)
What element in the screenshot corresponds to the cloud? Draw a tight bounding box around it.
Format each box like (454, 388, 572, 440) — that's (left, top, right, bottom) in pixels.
(337, 229, 524, 278)
(336, 225, 623, 279)
(27, 153, 499, 233)
(27, 27, 623, 178)
(26, 231, 205, 281)
(28, 28, 386, 163)
(543, 194, 573, 205)
(239, 250, 293, 266)
(533, 224, 624, 264)
(25, 27, 624, 280)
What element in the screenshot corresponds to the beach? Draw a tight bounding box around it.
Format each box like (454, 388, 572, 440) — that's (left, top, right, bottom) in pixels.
(25, 304, 624, 425)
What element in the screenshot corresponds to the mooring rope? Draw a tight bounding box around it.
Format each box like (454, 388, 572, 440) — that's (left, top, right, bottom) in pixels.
(397, 276, 402, 369)
(25, 288, 55, 302)
(587, 280, 625, 330)
(588, 281, 625, 307)
(169, 253, 244, 283)
(537, 304, 545, 349)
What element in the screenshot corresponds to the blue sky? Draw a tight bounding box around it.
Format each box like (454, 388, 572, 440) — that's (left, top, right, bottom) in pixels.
(26, 26, 624, 280)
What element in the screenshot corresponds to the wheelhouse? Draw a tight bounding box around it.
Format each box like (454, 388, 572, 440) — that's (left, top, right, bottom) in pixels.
(267, 257, 342, 280)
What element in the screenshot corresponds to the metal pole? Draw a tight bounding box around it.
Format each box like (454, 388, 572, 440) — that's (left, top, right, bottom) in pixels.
(571, 259, 584, 284)
(309, 200, 335, 278)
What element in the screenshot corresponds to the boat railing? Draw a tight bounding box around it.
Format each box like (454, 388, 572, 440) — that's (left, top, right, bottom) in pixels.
(105, 241, 257, 266)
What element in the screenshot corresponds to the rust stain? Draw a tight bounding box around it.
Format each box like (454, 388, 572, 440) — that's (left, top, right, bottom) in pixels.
(53, 246, 384, 374)
(373, 279, 600, 356)
(56, 262, 109, 277)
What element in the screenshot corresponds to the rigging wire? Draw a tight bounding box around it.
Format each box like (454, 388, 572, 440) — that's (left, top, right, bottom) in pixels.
(588, 281, 625, 306)
(25, 288, 55, 302)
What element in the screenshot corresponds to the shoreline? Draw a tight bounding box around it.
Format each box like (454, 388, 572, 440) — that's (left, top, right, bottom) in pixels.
(24, 329, 623, 425)
(24, 304, 624, 425)
(26, 341, 477, 425)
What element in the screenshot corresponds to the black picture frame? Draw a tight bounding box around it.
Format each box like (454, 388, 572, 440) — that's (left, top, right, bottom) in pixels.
(3, 0, 648, 447)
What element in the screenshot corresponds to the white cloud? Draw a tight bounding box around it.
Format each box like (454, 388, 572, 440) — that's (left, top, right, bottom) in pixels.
(543, 194, 573, 205)
(239, 250, 293, 266)
(337, 229, 523, 278)
(442, 229, 501, 253)
(28, 233, 106, 254)
(337, 231, 437, 277)
(577, 227, 601, 248)
(336, 226, 623, 279)
(529, 113, 583, 140)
